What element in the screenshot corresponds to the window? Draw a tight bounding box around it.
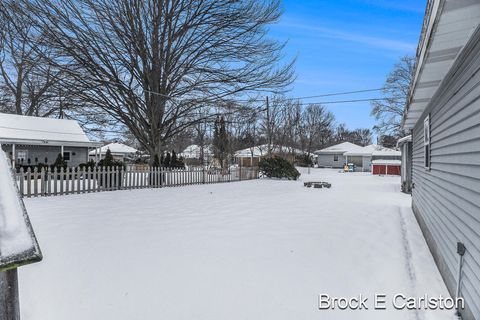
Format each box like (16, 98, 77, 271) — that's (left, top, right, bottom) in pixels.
(424, 115, 430, 169)
(63, 151, 71, 161)
(333, 154, 339, 162)
(17, 150, 27, 163)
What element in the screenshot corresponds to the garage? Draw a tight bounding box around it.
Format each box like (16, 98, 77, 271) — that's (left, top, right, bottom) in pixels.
(372, 160, 401, 175)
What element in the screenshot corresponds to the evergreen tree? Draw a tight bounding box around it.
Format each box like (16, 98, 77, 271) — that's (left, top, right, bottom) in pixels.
(163, 152, 171, 167)
(153, 154, 160, 167)
(103, 148, 114, 167)
(52, 153, 67, 169)
(213, 116, 229, 168)
(171, 150, 178, 167)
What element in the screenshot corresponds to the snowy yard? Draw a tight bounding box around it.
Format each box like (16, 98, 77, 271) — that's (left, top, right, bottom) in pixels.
(20, 168, 454, 320)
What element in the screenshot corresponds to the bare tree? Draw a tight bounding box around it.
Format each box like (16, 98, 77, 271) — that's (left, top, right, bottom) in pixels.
(351, 128, 372, 146)
(300, 104, 335, 153)
(0, 2, 61, 116)
(371, 55, 415, 136)
(21, 0, 295, 163)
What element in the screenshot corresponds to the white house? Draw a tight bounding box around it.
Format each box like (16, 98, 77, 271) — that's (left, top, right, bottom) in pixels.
(179, 144, 213, 165)
(0, 113, 101, 168)
(316, 142, 400, 172)
(315, 142, 366, 169)
(89, 142, 138, 162)
(234, 144, 309, 166)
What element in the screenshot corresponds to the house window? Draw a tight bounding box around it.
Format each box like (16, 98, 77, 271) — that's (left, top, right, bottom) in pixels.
(424, 115, 430, 169)
(333, 154, 339, 161)
(63, 151, 71, 161)
(17, 150, 27, 163)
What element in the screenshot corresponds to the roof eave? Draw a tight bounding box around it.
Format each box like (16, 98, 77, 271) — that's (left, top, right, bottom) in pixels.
(0, 138, 102, 148)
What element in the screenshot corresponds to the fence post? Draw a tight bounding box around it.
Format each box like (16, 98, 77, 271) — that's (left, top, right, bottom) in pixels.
(26, 168, 31, 197)
(19, 168, 24, 197)
(0, 268, 20, 320)
(202, 166, 205, 184)
(40, 167, 45, 196)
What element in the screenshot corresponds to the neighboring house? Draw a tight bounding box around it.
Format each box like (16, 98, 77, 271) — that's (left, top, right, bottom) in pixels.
(397, 135, 413, 193)
(315, 142, 364, 169)
(89, 142, 138, 162)
(402, 2, 480, 319)
(316, 142, 399, 172)
(179, 144, 213, 165)
(234, 144, 308, 167)
(0, 113, 101, 168)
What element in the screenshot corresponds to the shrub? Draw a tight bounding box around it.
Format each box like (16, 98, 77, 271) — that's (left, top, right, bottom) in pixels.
(51, 153, 67, 170)
(259, 156, 300, 180)
(296, 154, 313, 167)
(79, 160, 96, 170)
(98, 149, 124, 169)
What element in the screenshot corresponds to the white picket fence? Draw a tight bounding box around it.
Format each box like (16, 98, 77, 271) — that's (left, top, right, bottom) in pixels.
(15, 166, 260, 198)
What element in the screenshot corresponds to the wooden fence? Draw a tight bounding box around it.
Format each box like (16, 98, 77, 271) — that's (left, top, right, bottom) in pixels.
(15, 166, 259, 198)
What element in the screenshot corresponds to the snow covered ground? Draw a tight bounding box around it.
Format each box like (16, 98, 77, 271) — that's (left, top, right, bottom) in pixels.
(20, 168, 455, 320)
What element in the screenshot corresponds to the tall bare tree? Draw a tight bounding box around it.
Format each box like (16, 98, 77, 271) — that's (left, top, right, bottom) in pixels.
(371, 55, 415, 137)
(300, 104, 335, 153)
(20, 0, 294, 163)
(0, 1, 61, 116)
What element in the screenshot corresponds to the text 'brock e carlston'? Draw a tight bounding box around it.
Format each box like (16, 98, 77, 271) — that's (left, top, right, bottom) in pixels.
(318, 294, 464, 310)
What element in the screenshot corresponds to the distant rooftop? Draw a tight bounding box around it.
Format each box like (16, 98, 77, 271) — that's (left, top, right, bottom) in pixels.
(0, 113, 100, 147)
(89, 142, 138, 156)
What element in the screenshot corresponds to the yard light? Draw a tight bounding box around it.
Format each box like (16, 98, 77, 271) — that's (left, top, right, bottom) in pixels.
(455, 242, 466, 317)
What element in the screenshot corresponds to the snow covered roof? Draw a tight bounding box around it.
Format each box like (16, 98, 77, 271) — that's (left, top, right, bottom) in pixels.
(89, 142, 138, 156)
(235, 144, 309, 158)
(316, 142, 365, 155)
(179, 144, 213, 159)
(372, 150, 401, 157)
(0, 150, 42, 270)
(329, 143, 399, 156)
(0, 113, 100, 147)
(372, 159, 401, 165)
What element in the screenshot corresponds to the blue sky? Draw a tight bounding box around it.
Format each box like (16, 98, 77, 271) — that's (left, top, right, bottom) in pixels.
(270, 0, 426, 137)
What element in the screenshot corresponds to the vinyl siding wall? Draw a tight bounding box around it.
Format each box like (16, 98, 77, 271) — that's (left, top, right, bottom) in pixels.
(1, 145, 89, 167)
(411, 28, 480, 320)
(316, 153, 345, 168)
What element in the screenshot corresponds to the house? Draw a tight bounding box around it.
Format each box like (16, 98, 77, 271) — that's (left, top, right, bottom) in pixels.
(397, 135, 412, 193)
(89, 142, 138, 162)
(234, 144, 308, 167)
(0, 113, 101, 168)
(315, 142, 364, 169)
(316, 142, 399, 172)
(402, 1, 480, 319)
(178, 144, 213, 165)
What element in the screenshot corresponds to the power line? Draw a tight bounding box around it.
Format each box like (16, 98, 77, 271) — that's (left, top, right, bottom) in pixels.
(238, 88, 385, 102)
(293, 97, 398, 106)
(99, 79, 384, 103)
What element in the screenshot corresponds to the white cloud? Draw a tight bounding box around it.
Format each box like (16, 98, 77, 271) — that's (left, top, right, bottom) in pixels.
(281, 22, 416, 53)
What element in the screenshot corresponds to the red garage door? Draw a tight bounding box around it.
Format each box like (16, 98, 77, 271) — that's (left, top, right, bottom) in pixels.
(372, 164, 401, 175)
(372, 164, 386, 175)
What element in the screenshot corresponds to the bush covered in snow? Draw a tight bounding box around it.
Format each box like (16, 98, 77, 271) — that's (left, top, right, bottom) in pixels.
(259, 156, 300, 180)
